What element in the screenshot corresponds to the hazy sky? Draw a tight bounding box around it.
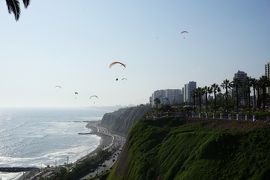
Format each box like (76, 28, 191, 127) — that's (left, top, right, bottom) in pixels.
(0, 0, 269, 107)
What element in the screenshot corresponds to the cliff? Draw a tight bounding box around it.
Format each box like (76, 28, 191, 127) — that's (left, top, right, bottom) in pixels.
(100, 105, 150, 136)
(108, 117, 270, 180)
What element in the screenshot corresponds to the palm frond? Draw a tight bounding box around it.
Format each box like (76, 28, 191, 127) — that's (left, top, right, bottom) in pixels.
(22, 0, 30, 8)
(6, 0, 21, 21)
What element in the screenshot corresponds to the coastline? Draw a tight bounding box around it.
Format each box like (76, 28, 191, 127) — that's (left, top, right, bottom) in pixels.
(18, 120, 123, 179)
(75, 121, 114, 161)
(80, 121, 126, 179)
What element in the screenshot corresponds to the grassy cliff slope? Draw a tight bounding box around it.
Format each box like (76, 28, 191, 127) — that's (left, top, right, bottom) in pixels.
(108, 118, 270, 180)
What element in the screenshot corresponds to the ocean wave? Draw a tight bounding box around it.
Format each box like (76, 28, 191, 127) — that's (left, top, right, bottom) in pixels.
(0, 172, 24, 180)
(0, 109, 106, 168)
(0, 136, 100, 167)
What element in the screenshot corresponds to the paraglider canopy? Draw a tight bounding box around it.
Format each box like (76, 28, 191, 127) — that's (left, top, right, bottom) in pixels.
(121, 78, 127, 80)
(180, 31, 188, 34)
(109, 61, 126, 68)
(180, 30, 189, 39)
(55, 85, 62, 88)
(74, 92, 78, 95)
(89, 95, 99, 99)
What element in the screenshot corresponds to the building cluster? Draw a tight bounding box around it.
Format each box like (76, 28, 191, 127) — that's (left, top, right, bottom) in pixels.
(232, 63, 270, 105)
(149, 62, 270, 107)
(149, 81, 197, 106)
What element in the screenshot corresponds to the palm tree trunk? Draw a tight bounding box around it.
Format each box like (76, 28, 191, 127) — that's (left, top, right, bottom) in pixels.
(236, 86, 239, 113)
(263, 87, 266, 110)
(257, 88, 261, 109)
(253, 87, 256, 110)
(225, 87, 228, 113)
(248, 90, 251, 116)
(205, 92, 208, 112)
(199, 96, 202, 113)
(214, 92, 217, 112)
(193, 95, 196, 112)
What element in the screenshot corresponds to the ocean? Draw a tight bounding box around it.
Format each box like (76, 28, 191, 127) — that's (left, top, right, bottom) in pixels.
(0, 107, 110, 168)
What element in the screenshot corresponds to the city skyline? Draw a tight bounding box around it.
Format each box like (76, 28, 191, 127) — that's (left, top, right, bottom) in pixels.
(0, 1, 269, 107)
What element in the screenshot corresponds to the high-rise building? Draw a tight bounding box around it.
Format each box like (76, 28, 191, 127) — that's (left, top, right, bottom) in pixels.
(151, 90, 166, 106)
(150, 89, 183, 106)
(233, 70, 248, 105)
(265, 62, 270, 79)
(182, 87, 185, 101)
(234, 70, 247, 82)
(184, 84, 188, 103)
(265, 62, 270, 93)
(183, 81, 197, 103)
(165, 89, 183, 104)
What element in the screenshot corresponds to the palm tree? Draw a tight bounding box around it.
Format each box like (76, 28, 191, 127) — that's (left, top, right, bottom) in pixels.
(221, 79, 232, 112)
(256, 80, 261, 109)
(245, 77, 253, 115)
(192, 89, 197, 112)
(203, 86, 207, 111)
(5, 0, 30, 20)
(258, 76, 270, 110)
(196, 87, 204, 113)
(203, 86, 212, 112)
(250, 78, 257, 110)
(211, 83, 220, 112)
(207, 86, 213, 112)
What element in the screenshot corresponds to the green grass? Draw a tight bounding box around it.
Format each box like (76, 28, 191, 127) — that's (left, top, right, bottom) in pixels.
(108, 118, 270, 180)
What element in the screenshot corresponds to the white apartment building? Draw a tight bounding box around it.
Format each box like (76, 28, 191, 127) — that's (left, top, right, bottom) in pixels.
(150, 89, 183, 106)
(183, 81, 197, 103)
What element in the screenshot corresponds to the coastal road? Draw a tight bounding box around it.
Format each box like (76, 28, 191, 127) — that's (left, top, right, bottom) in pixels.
(80, 125, 125, 180)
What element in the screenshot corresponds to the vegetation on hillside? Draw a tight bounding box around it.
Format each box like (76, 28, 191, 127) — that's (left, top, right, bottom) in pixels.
(108, 117, 270, 180)
(39, 149, 112, 180)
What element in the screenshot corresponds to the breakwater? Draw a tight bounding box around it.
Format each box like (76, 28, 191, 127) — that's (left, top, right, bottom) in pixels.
(0, 167, 39, 172)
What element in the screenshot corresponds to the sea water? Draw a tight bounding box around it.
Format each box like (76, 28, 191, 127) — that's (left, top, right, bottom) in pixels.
(0, 107, 110, 168)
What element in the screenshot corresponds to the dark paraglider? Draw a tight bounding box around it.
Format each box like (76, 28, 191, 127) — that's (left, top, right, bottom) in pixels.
(109, 61, 126, 68)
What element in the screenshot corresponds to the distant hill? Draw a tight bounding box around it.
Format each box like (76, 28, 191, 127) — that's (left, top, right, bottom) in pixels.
(100, 105, 150, 136)
(108, 117, 270, 180)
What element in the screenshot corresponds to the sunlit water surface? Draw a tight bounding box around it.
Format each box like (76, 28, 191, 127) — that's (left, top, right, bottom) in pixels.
(0, 108, 109, 168)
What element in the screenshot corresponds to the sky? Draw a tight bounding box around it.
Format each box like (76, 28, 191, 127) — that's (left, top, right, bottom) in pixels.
(0, 0, 269, 107)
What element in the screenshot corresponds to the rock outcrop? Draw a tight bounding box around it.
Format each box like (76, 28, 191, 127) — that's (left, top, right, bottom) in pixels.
(100, 105, 150, 136)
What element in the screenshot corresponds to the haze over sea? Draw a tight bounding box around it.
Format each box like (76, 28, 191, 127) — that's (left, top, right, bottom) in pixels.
(0, 107, 111, 167)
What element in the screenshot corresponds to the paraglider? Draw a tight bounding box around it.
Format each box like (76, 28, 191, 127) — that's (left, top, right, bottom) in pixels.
(89, 95, 99, 99)
(89, 95, 99, 104)
(180, 30, 189, 39)
(109, 61, 126, 82)
(109, 61, 126, 68)
(180, 31, 188, 34)
(55, 85, 62, 88)
(121, 78, 127, 81)
(74, 92, 79, 99)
